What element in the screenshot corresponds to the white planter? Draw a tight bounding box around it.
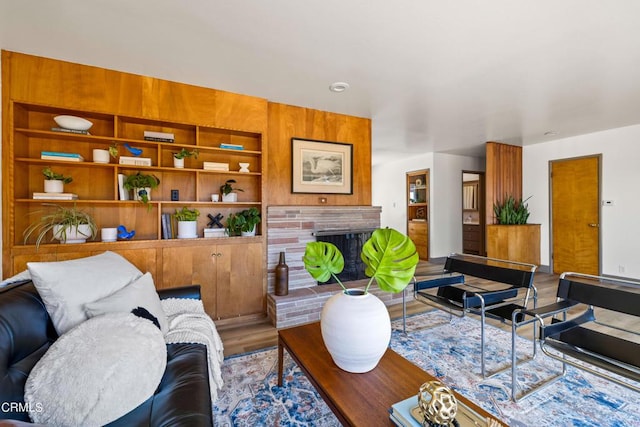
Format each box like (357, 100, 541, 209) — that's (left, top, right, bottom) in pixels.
(44, 180, 64, 193)
(222, 192, 237, 202)
(241, 225, 256, 237)
(177, 220, 198, 239)
(132, 187, 151, 202)
(92, 149, 110, 164)
(173, 157, 184, 168)
(53, 224, 93, 244)
(320, 289, 391, 373)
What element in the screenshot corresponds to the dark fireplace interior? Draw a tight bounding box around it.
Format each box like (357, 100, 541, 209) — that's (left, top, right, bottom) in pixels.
(314, 229, 375, 285)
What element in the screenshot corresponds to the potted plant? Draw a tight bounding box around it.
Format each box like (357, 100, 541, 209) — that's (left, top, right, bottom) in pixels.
(173, 148, 198, 168)
(302, 228, 419, 373)
(123, 172, 160, 207)
(487, 195, 540, 265)
(42, 167, 72, 193)
(108, 142, 119, 159)
(493, 195, 531, 224)
(220, 179, 243, 202)
(226, 207, 261, 236)
(173, 206, 200, 239)
(23, 203, 97, 248)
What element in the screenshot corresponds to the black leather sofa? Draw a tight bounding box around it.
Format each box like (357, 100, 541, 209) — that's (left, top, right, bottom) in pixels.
(0, 280, 213, 426)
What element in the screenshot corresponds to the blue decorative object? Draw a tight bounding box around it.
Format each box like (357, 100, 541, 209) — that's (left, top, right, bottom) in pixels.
(117, 225, 136, 240)
(123, 143, 143, 157)
(207, 213, 224, 228)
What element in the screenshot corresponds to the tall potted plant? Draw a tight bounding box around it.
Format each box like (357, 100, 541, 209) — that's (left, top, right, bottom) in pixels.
(487, 195, 540, 265)
(173, 206, 199, 239)
(303, 227, 419, 373)
(23, 203, 97, 248)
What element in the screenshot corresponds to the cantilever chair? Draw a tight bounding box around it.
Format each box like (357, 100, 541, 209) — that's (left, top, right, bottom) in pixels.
(404, 253, 537, 378)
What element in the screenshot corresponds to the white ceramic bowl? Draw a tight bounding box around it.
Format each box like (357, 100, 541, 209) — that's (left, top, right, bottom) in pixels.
(54, 115, 93, 131)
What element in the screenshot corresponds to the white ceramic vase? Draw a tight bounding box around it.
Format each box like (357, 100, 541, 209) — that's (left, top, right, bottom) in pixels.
(177, 220, 198, 239)
(44, 179, 64, 193)
(241, 225, 256, 237)
(222, 192, 237, 202)
(53, 224, 92, 244)
(173, 157, 184, 168)
(320, 289, 391, 373)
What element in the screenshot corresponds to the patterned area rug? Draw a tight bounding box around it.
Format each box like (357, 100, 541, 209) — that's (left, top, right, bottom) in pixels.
(214, 311, 639, 426)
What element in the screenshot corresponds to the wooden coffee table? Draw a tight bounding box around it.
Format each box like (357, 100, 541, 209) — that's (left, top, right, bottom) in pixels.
(278, 321, 497, 426)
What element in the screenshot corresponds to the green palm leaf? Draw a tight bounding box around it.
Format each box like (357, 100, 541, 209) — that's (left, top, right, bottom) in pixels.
(302, 241, 345, 289)
(361, 228, 419, 293)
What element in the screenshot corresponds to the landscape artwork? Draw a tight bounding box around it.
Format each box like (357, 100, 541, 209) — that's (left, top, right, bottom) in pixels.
(291, 138, 352, 194)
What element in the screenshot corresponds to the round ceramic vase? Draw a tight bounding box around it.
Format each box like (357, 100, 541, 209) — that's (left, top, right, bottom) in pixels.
(320, 289, 391, 373)
(53, 224, 92, 244)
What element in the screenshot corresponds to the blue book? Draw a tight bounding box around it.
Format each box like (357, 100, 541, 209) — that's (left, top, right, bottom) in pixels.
(41, 151, 82, 158)
(220, 143, 244, 150)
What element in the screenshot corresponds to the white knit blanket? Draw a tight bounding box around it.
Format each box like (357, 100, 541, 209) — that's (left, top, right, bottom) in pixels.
(161, 298, 224, 402)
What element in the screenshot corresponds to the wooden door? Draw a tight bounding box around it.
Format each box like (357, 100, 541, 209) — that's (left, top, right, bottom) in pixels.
(216, 242, 263, 318)
(551, 156, 600, 275)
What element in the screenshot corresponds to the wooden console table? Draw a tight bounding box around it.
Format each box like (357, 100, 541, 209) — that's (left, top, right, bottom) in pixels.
(278, 322, 497, 426)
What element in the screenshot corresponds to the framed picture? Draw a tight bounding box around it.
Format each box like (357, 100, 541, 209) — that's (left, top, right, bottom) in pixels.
(291, 138, 353, 194)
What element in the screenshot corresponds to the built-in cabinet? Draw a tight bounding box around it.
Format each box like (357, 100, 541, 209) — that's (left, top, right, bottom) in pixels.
(4, 100, 265, 322)
(406, 169, 429, 260)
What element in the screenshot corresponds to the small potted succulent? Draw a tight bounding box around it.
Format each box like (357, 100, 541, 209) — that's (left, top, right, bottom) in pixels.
(173, 206, 200, 239)
(173, 148, 199, 168)
(43, 167, 72, 193)
(23, 203, 97, 249)
(123, 172, 160, 208)
(220, 179, 243, 202)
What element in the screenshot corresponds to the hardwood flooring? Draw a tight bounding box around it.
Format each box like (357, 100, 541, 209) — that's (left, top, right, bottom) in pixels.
(218, 260, 638, 357)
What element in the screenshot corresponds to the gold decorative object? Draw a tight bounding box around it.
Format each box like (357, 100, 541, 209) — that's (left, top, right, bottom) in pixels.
(418, 380, 458, 426)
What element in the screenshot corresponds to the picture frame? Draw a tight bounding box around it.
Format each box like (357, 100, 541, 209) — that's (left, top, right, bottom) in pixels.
(291, 138, 353, 194)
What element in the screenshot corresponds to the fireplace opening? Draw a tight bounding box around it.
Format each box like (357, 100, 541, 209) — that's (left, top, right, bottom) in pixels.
(313, 229, 376, 285)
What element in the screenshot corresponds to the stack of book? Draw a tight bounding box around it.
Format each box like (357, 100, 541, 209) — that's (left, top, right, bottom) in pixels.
(144, 131, 174, 143)
(203, 162, 229, 171)
(40, 151, 84, 162)
(119, 156, 152, 166)
(33, 192, 78, 200)
(51, 127, 91, 135)
(204, 228, 226, 238)
(389, 395, 421, 427)
(220, 143, 243, 150)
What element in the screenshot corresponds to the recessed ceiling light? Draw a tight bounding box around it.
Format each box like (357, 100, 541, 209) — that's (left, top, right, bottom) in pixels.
(329, 82, 350, 93)
(544, 131, 558, 136)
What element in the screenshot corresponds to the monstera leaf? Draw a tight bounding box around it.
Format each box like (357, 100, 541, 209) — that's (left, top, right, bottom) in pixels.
(302, 241, 345, 288)
(361, 228, 419, 293)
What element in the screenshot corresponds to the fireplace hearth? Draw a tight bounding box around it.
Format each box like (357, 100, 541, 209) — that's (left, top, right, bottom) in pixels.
(314, 229, 375, 285)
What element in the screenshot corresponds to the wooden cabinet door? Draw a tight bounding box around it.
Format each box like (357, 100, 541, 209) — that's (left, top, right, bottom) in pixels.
(162, 246, 218, 317)
(216, 242, 263, 318)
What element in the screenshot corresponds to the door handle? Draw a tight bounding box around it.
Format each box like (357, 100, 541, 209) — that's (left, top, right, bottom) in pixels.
(588, 223, 599, 228)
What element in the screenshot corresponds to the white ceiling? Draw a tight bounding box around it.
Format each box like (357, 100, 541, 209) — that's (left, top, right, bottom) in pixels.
(2, 1, 640, 164)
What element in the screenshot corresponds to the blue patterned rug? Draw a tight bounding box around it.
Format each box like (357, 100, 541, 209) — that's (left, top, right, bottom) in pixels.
(213, 311, 639, 426)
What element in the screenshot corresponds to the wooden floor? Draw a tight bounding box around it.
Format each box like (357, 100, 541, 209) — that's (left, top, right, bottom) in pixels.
(218, 260, 563, 357)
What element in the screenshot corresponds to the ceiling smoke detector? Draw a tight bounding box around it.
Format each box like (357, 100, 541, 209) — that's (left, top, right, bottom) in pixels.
(329, 82, 350, 93)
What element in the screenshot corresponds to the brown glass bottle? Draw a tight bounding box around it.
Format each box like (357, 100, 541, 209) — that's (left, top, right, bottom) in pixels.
(275, 251, 289, 296)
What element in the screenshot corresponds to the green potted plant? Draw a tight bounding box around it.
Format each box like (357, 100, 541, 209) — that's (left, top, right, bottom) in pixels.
(173, 148, 198, 168)
(23, 203, 97, 249)
(302, 228, 419, 373)
(226, 207, 261, 236)
(108, 142, 119, 159)
(173, 206, 199, 238)
(123, 172, 160, 207)
(42, 167, 72, 193)
(220, 179, 243, 202)
(493, 195, 531, 224)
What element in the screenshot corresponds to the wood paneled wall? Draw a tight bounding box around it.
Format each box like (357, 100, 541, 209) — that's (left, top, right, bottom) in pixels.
(485, 142, 522, 225)
(2, 51, 268, 132)
(266, 102, 371, 206)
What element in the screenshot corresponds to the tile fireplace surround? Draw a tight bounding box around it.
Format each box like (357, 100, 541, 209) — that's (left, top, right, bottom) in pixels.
(266, 206, 411, 328)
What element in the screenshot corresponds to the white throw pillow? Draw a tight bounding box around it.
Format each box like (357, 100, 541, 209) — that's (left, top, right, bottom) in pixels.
(24, 312, 167, 427)
(27, 251, 143, 335)
(85, 272, 168, 334)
